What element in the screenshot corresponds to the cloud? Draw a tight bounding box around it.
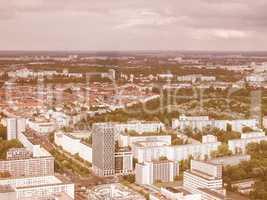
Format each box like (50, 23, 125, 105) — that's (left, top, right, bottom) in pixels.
(113, 9, 179, 29)
(192, 29, 252, 40)
(0, 0, 267, 50)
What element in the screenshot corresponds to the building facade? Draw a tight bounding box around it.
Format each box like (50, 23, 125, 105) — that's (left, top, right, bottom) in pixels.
(92, 123, 115, 177)
(135, 160, 179, 185)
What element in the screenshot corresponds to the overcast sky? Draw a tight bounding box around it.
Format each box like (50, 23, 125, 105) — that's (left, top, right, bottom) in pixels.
(1, 0, 267, 51)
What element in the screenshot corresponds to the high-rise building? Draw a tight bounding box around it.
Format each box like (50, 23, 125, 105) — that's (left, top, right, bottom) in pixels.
(92, 123, 115, 177)
(7, 118, 26, 140)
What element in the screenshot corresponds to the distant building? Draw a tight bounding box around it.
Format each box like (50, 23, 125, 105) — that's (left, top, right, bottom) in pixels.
(209, 155, 251, 167)
(133, 139, 221, 163)
(172, 115, 258, 133)
(172, 115, 227, 131)
(202, 135, 218, 144)
(231, 179, 255, 195)
(135, 160, 179, 185)
(92, 123, 115, 177)
(27, 118, 56, 134)
(118, 134, 171, 148)
(228, 134, 267, 154)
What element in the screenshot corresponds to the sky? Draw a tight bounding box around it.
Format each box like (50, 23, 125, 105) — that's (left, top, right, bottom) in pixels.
(1, 0, 267, 51)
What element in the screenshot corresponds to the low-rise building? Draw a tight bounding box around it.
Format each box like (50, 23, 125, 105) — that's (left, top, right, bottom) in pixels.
(88, 183, 145, 200)
(183, 160, 223, 194)
(0, 175, 74, 200)
(150, 187, 201, 200)
(209, 155, 251, 167)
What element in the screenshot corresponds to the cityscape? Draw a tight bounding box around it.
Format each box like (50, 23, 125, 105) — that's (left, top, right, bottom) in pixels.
(1, 1, 267, 200)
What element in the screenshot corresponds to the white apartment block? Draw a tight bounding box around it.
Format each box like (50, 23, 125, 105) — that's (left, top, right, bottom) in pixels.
(55, 131, 92, 163)
(18, 132, 51, 157)
(177, 75, 216, 83)
(7, 118, 26, 140)
(228, 135, 267, 154)
(231, 119, 258, 133)
(172, 115, 227, 131)
(172, 115, 258, 133)
(202, 135, 218, 144)
(183, 160, 223, 194)
(0, 175, 74, 200)
(27, 119, 56, 134)
(46, 110, 71, 128)
(118, 134, 171, 148)
(209, 155, 251, 167)
(135, 160, 179, 185)
(133, 140, 221, 163)
(241, 130, 265, 139)
(114, 121, 165, 135)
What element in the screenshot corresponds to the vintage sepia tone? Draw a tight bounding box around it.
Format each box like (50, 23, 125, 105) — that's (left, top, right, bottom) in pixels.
(0, 1, 267, 200)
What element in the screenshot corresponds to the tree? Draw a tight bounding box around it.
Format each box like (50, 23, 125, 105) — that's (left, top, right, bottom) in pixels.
(0, 125, 7, 140)
(211, 144, 232, 158)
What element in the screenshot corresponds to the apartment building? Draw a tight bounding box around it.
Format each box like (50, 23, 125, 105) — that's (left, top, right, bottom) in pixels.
(183, 160, 223, 194)
(118, 134, 171, 148)
(228, 135, 267, 154)
(133, 139, 221, 163)
(55, 131, 92, 163)
(0, 151, 54, 178)
(7, 118, 26, 140)
(135, 160, 179, 185)
(172, 115, 258, 133)
(0, 175, 74, 200)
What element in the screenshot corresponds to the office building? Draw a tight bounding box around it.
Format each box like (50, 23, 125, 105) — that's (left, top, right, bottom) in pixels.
(92, 123, 115, 177)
